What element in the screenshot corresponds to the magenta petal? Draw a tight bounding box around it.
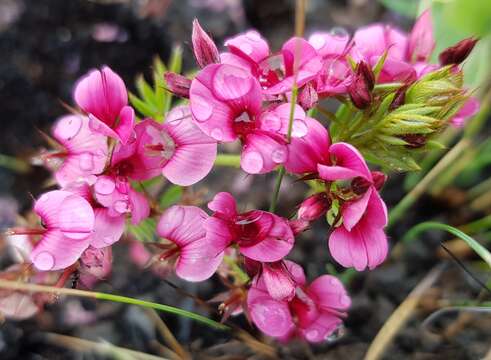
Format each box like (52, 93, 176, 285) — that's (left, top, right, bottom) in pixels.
(247, 285, 294, 337)
(318, 164, 365, 181)
(241, 132, 287, 174)
(114, 106, 135, 145)
(88, 114, 120, 139)
(374, 57, 416, 83)
(282, 37, 318, 75)
(408, 10, 434, 62)
(366, 188, 388, 228)
(329, 226, 367, 270)
(308, 275, 351, 311)
(450, 96, 480, 128)
(262, 263, 296, 301)
(361, 224, 388, 270)
(284, 260, 306, 286)
(31, 229, 91, 271)
(299, 313, 342, 343)
(327, 142, 372, 180)
(176, 239, 224, 282)
(90, 208, 125, 248)
(308, 32, 350, 58)
(157, 206, 208, 247)
(341, 188, 373, 231)
(208, 192, 237, 218)
(225, 30, 270, 64)
(204, 217, 235, 253)
(129, 189, 150, 225)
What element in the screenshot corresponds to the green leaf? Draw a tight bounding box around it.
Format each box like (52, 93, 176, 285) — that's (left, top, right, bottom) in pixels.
(129, 92, 156, 119)
(136, 75, 158, 108)
(127, 218, 158, 243)
(159, 185, 183, 208)
(378, 0, 418, 18)
(403, 221, 491, 268)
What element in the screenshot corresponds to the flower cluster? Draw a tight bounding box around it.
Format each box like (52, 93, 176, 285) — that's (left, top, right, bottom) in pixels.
(3, 11, 478, 343)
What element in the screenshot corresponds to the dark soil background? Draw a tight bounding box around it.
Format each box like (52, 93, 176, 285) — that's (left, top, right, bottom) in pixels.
(0, 0, 489, 359)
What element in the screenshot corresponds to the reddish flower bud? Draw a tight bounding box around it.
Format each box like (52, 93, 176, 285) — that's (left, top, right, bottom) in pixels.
(371, 171, 387, 191)
(348, 61, 374, 109)
(389, 85, 408, 111)
(351, 176, 372, 195)
(288, 219, 310, 235)
(439, 37, 478, 66)
(164, 72, 191, 98)
(401, 133, 427, 148)
(297, 193, 330, 221)
(192, 19, 220, 68)
(299, 82, 318, 110)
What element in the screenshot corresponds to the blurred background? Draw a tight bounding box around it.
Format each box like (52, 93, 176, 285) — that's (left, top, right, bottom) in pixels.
(0, 0, 490, 359)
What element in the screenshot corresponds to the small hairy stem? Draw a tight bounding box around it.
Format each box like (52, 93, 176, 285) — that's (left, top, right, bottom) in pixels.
(214, 154, 241, 167)
(0, 279, 229, 330)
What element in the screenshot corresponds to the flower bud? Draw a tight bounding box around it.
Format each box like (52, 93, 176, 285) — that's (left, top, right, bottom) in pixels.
(389, 85, 408, 111)
(299, 82, 318, 110)
(288, 219, 310, 235)
(192, 19, 220, 68)
(371, 171, 387, 190)
(401, 134, 427, 148)
(439, 37, 478, 66)
(348, 61, 375, 109)
(164, 72, 191, 98)
(351, 177, 371, 195)
(298, 193, 330, 221)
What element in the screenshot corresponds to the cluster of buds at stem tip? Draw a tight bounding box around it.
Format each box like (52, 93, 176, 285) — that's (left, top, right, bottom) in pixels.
(192, 19, 220, 68)
(298, 192, 331, 221)
(348, 61, 375, 109)
(439, 37, 479, 66)
(164, 72, 191, 98)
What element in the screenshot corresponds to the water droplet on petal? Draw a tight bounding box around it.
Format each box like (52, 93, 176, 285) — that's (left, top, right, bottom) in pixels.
(246, 31, 261, 41)
(39, 194, 50, 202)
(79, 153, 94, 171)
(114, 200, 129, 213)
(330, 26, 349, 39)
(305, 329, 319, 342)
(211, 128, 224, 141)
(103, 236, 114, 245)
(261, 113, 281, 131)
(240, 43, 253, 55)
(57, 116, 82, 140)
(292, 119, 308, 137)
(272, 148, 287, 163)
(213, 65, 253, 100)
(34, 251, 55, 271)
(94, 177, 115, 195)
(86, 175, 97, 185)
(329, 277, 338, 285)
(242, 151, 263, 174)
(191, 95, 213, 122)
(310, 34, 326, 50)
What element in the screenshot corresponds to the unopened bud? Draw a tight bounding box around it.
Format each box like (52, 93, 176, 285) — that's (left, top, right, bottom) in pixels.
(299, 82, 318, 110)
(351, 177, 371, 195)
(401, 134, 427, 148)
(192, 19, 220, 68)
(439, 37, 478, 66)
(348, 61, 374, 109)
(371, 171, 387, 190)
(298, 193, 330, 221)
(288, 219, 310, 235)
(164, 72, 191, 98)
(389, 85, 408, 111)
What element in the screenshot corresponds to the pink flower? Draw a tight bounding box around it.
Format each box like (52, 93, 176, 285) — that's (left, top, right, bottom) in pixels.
(408, 10, 435, 63)
(246, 259, 298, 301)
(192, 19, 220, 68)
(204, 192, 294, 262)
(247, 260, 350, 342)
(30, 190, 95, 271)
(297, 192, 330, 221)
(157, 205, 224, 281)
(318, 143, 389, 271)
(79, 246, 112, 288)
(450, 96, 480, 128)
(74, 66, 135, 144)
(112, 106, 216, 186)
(49, 114, 108, 187)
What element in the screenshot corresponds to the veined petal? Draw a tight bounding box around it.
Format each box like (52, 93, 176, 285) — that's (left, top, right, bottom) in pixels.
(208, 192, 237, 218)
(90, 208, 125, 248)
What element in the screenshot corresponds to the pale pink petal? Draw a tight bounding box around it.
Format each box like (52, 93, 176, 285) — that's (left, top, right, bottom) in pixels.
(329, 226, 363, 270)
(208, 192, 237, 218)
(341, 188, 373, 231)
(247, 285, 294, 337)
(225, 30, 270, 64)
(241, 132, 287, 174)
(308, 32, 350, 59)
(0, 292, 38, 320)
(372, 57, 416, 83)
(204, 216, 235, 253)
(299, 312, 342, 343)
(176, 238, 224, 282)
(450, 96, 480, 128)
(262, 262, 296, 301)
(88, 114, 120, 139)
(157, 205, 208, 247)
(308, 275, 351, 311)
(351, 24, 407, 62)
(31, 229, 91, 271)
(360, 224, 388, 270)
(129, 188, 150, 225)
(284, 259, 306, 286)
(285, 117, 330, 173)
(408, 10, 434, 62)
(90, 208, 125, 248)
(114, 106, 135, 144)
(365, 188, 388, 228)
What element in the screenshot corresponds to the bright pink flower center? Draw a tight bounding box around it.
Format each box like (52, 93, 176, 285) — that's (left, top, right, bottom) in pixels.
(233, 111, 257, 137)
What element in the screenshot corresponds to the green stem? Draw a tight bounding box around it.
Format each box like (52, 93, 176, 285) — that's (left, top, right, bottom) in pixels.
(269, 166, 286, 213)
(0, 154, 31, 173)
(223, 255, 250, 284)
(373, 82, 403, 92)
(0, 280, 229, 331)
(214, 154, 241, 167)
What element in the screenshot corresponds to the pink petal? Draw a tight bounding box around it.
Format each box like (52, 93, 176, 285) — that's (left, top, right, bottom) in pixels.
(359, 224, 388, 270)
(247, 284, 294, 337)
(129, 188, 150, 225)
(208, 192, 237, 218)
(328, 226, 366, 271)
(299, 312, 342, 343)
(114, 106, 135, 145)
(176, 238, 224, 282)
(308, 275, 351, 311)
(365, 188, 388, 228)
(0, 292, 38, 320)
(282, 37, 318, 76)
(262, 262, 296, 301)
(157, 205, 208, 247)
(450, 96, 480, 128)
(324, 142, 372, 180)
(225, 30, 270, 64)
(268, 103, 308, 137)
(341, 187, 373, 231)
(88, 114, 120, 139)
(285, 117, 330, 173)
(309, 32, 350, 59)
(284, 259, 306, 286)
(239, 213, 294, 262)
(408, 10, 434, 62)
(31, 229, 91, 271)
(74, 66, 127, 125)
(351, 24, 407, 62)
(372, 57, 416, 83)
(241, 132, 287, 174)
(90, 208, 125, 248)
(211, 63, 262, 106)
(204, 216, 235, 252)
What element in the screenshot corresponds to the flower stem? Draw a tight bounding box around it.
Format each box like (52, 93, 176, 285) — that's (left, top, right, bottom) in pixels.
(214, 154, 241, 167)
(0, 279, 229, 330)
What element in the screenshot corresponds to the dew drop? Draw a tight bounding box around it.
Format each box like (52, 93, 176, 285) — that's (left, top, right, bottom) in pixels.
(272, 148, 287, 163)
(292, 119, 308, 137)
(211, 128, 224, 141)
(34, 251, 55, 271)
(261, 113, 281, 131)
(246, 31, 261, 41)
(305, 329, 320, 342)
(310, 34, 326, 50)
(57, 116, 82, 140)
(330, 26, 349, 39)
(103, 236, 114, 245)
(94, 176, 115, 195)
(79, 153, 94, 171)
(38, 194, 50, 202)
(114, 200, 129, 213)
(191, 95, 213, 122)
(242, 151, 263, 174)
(86, 175, 97, 185)
(212, 65, 253, 100)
